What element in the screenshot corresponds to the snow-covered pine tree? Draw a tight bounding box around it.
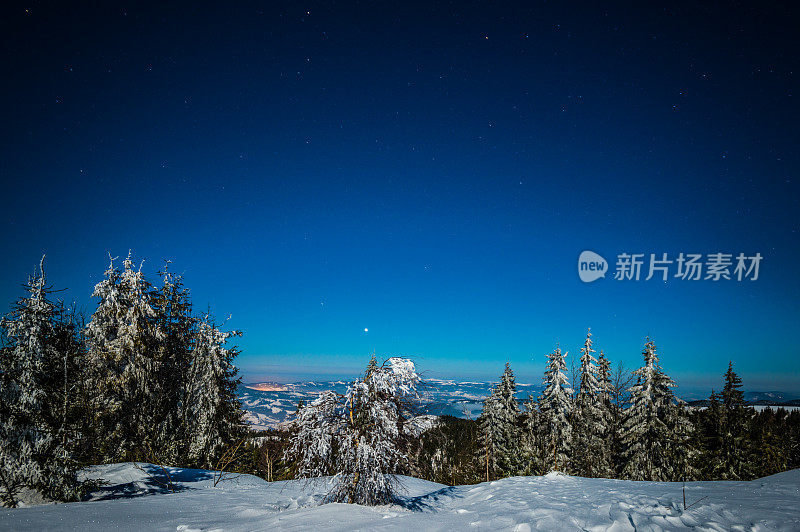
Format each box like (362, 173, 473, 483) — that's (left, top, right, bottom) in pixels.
(621, 338, 664, 480)
(717, 362, 753, 479)
(700, 389, 724, 478)
(288, 390, 340, 479)
(153, 263, 195, 463)
(520, 394, 544, 475)
(84, 252, 164, 461)
(0, 258, 80, 506)
(185, 313, 244, 469)
(287, 356, 419, 505)
(595, 349, 616, 476)
(476, 364, 522, 480)
(666, 393, 697, 481)
(495, 363, 522, 475)
(572, 329, 612, 477)
(46, 304, 88, 479)
(596, 350, 612, 410)
(476, 388, 501, 481)
(331, 356, 418, 504)
(539, 346, 573, 473)
(620, 337, 690, 481)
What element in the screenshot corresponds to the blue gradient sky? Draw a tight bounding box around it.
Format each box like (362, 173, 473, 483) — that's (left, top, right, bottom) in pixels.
(1, 3, 798, 393)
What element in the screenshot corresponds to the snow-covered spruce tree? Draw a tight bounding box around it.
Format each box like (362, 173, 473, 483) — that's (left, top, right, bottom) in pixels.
(538, 346, 573, 473)
(494, 363, 522, 475)
(84, 252, 164, 461)
(185, 313, 244, 469)
(520, 394, 544, 475)
(596, 350, 612, 414)
(152, 263, 195, 463)
(572, 329, 612, 477)
(476, 389, 501, 481)
(46, 305, 89, 475)
(288, 390, 340, 479)
(0, 258, 80, 506)
(476, 364, 522, 480)
(620, 337, 693, 481)
(700, 389, 724, 478)
(717, 362, 753, 480)
(621, 338, 666, 480)
(668, 393, 697, 481)
(287, 356, 419, 505)
(595, 349, 616, 475)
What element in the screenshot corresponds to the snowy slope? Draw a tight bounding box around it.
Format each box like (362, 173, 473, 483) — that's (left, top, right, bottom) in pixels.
(1, 463, 799, 531)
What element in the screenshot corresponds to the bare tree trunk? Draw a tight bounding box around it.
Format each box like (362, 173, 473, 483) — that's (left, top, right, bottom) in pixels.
(485, 445, 489, 482)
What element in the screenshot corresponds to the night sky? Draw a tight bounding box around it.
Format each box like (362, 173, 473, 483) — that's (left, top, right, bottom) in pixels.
(1, 2, 798, 393)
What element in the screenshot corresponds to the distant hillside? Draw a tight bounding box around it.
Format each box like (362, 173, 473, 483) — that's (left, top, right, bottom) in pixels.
(239, 381, 800, 431)
(744, 391, 800, 404)
(688, 391, 800, 409)
(237, 379, 542, 430)
(244, 382, 290, 392)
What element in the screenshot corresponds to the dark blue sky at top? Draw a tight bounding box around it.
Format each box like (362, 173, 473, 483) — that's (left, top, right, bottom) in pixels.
(1, 2, 798, 393)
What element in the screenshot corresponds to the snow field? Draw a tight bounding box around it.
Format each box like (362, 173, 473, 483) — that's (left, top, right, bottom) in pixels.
(1, 464, 799, 531)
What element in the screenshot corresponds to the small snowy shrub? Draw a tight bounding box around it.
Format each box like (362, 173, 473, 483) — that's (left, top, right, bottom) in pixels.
(287, 356, 419, 505)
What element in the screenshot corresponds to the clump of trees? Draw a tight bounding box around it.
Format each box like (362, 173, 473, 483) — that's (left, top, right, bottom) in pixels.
(0, 254, 245, 507)
(444, 330, 800, 484)
(470, 331, 698, 481)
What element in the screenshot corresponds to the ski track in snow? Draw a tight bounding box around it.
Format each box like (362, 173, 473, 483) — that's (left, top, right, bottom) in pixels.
(1, 464, 799, 531)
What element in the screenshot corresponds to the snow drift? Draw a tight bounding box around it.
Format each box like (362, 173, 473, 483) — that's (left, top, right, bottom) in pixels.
(1, 463, 798, 531)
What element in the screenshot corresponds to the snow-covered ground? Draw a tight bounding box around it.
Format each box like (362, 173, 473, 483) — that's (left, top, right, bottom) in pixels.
(1, 463, 799, 531)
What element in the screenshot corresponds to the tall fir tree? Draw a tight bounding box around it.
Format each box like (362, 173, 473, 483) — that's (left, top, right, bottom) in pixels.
(572, 329, 612, 477)
(476, 388, 501, 481)
(476, 364, 521, 480)
(153, 263, 195, 462)
(495, 363, 521, 475)
(84, 253, 164, 461)
(539, 346, 573, 473)
(521, 394, 544, 475)
(620, 337, 692, 481)
(595, 350, 619, 476)
(667, 393, 697, 481)
(717, 362, 752, 479)
(0, 258, 80, 506)
(699, 390, 724, 478)
(46, 305, 89, 473)
(621, 338, 666, 480)
(185, 313, 244, 469)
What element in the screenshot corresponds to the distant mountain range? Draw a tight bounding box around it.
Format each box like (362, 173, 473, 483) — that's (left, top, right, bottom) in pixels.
(743, 391, 800, 404)
(687, 391, 800, 408)
(238, 379, 541, 431)
(238, 381, 800, 431)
